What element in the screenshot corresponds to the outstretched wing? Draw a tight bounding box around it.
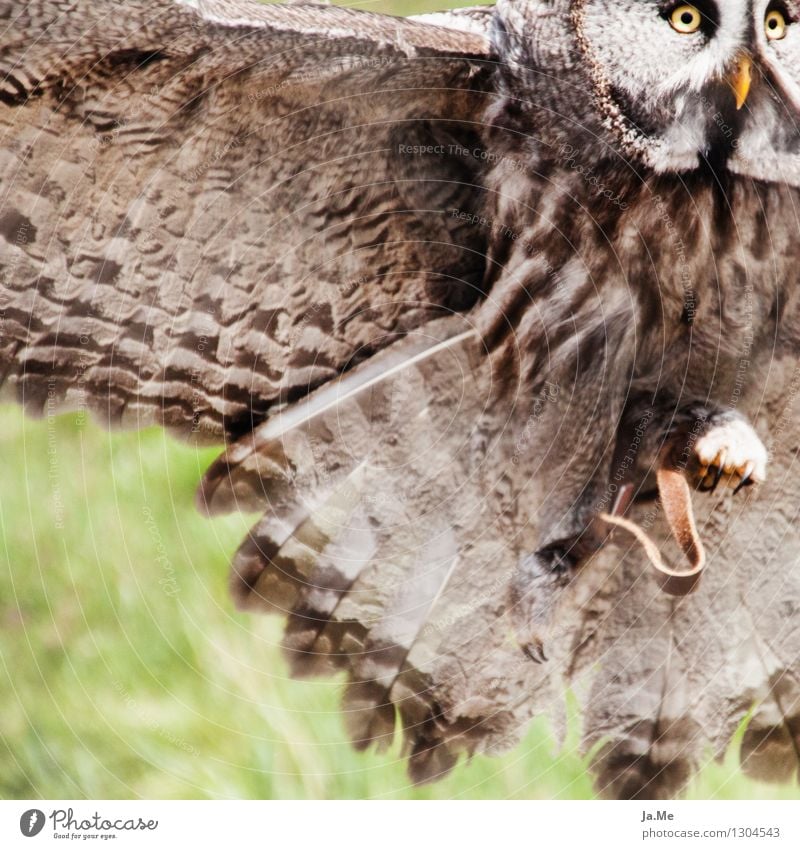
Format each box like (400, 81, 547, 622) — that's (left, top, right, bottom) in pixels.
(4, 0, 799, 800)
(203, 319, 800, 795)
(0, 0, 494, 434)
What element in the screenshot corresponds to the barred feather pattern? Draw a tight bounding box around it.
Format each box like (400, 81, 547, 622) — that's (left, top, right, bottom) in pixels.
(2, 0, 800, 799)
(200, 314, 800, 793)
(0, 0, 492, 435)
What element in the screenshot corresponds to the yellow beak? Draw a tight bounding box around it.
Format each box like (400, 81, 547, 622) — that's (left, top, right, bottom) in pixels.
(728, 54, 753, 110)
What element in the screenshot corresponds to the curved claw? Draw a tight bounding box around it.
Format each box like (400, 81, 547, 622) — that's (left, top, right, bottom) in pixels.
(693, 416, 767, 495)
(734, 462, 755, 495)
(710, 460, 726, 493)
(523, 642, 548, 664)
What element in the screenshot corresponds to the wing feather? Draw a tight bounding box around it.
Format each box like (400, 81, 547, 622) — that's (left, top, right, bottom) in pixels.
(0, 0, 495, 435)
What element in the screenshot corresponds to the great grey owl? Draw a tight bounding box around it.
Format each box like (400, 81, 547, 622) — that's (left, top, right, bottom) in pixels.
(1, 0, 800, 799)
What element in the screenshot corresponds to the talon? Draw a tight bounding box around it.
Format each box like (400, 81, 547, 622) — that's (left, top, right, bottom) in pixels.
(711, 460, 725, 492)
(523, 642, 548, 664)
(692, 417, 767, 494)
(734, 462, 755, 495)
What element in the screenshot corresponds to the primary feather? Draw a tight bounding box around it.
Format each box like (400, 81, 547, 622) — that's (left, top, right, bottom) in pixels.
(0, 0, 492, 432)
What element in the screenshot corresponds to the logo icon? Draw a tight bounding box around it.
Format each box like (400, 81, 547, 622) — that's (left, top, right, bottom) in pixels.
(19, 810, 45, 837)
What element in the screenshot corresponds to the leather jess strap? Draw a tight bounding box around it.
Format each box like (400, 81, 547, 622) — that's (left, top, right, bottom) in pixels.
(599, 457, 706, 597)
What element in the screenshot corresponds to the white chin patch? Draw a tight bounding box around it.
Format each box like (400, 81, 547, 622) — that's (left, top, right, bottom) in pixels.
(728, 152, 800, 189)
(647, 149, 702, 174)
(646, 134, 702, 174)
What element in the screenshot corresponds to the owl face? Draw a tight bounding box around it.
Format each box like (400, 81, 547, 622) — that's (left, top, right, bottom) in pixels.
(499, 0, 800, 183)
(576, 0, 800, 178)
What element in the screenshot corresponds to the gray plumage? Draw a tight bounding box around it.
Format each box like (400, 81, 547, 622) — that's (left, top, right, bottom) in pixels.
(1, 0, 800, 798)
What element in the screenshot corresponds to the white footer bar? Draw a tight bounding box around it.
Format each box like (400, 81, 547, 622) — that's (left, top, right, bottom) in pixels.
(1, 800, 796, 848)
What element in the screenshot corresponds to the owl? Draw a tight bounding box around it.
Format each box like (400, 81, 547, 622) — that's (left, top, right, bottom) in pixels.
(2, 0, 800, 799)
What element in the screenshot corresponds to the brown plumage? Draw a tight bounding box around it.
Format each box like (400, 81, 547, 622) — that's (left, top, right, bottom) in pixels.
(2, 0, 800, 798)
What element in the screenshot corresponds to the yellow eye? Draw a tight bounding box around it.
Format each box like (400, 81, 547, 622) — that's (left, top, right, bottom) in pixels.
(765, 10, 787, 40)
(670, 4, 703, 34)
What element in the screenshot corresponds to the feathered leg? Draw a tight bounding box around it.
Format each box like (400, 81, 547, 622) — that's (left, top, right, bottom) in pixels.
(513, 393, 769, 663)
(510, 369, 625, 663)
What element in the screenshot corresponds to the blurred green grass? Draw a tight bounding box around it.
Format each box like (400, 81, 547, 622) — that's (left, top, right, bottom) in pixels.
(2, 0, 799, 803)
(2, 406, 798, 800)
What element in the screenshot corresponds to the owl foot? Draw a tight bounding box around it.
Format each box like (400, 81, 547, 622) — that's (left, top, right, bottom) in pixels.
(691, 412, 767, 495)
(513, 542, 578, 664)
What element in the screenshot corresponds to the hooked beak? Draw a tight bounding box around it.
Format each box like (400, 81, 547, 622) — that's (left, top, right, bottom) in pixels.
(728, 54, 753, 110)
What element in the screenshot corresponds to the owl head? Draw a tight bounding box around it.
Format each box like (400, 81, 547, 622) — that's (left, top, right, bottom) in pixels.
(495, 0, 800, 183)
